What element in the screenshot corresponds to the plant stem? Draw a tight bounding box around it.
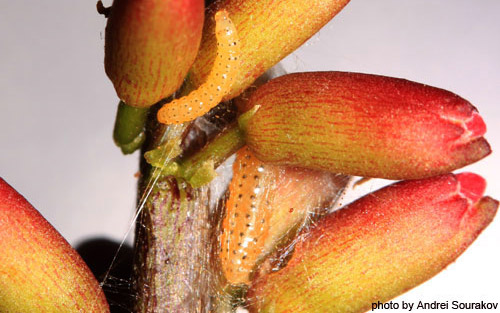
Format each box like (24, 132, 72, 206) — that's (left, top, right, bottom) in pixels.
(134, 176, 217, 312)
(134, 117, 236, 312)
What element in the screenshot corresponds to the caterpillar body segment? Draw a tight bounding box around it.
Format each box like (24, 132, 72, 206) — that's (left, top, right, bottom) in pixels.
(220, 147, 348, 285)
(157, 10, 240, 124)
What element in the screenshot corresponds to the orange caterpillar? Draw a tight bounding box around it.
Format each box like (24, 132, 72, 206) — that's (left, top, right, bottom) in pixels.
(157, 10, 240, 124)
(220, 147, 344, 285)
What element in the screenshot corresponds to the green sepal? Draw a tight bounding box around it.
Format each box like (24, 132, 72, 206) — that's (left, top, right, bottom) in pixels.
(113, 101, 149, 154)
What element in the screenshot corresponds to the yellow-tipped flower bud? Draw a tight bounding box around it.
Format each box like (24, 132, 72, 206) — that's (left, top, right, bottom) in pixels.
(0, 179, 109, 312)
(104, 0, 204, 107)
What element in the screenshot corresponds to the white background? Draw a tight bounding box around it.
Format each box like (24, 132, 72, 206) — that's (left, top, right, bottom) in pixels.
(0, 0, 498, 311)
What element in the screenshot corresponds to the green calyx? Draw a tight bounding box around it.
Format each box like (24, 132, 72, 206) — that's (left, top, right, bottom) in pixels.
(113, 101, 150, 154)
(145, 124, 246, 188)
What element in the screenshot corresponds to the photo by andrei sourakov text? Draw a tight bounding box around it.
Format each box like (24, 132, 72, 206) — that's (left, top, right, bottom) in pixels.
(372, 300, 499, 311)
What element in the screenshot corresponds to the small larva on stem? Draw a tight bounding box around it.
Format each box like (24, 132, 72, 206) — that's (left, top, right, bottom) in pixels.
(157, 10, 240, 124)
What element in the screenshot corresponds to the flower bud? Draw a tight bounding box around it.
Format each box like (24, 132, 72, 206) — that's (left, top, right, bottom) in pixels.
(242, 72, 491, 180)
(189, 0, 350, 101)
(248, 173, 498, 313)
(104, 0, 204, 107)
(220, 147, 348, 285)
(0, 179, 109, 312)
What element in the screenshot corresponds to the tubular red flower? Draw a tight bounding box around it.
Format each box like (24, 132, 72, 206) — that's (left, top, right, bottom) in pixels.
(0, 179, 109, 312)
(247, 173, 498, 313)
(104, 0, 204, 107)
(242, 71, 491, 180)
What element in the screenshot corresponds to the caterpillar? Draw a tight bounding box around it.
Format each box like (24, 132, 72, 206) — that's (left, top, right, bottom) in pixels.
(157, 10, 240, 124)
(220, 147, 346, 285)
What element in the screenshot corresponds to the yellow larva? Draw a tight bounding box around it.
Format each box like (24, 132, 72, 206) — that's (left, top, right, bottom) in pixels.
(220, 147, 272, 285)
(157, 10, 240, 124)
(220, 147, 345, 285)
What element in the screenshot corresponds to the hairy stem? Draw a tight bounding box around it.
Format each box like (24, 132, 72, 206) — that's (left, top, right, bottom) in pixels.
(134, 177, 216, 312)
(133, 115, 234, 312)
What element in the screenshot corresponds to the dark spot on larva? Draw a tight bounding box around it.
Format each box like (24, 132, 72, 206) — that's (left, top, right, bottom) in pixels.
(242, 255, 247, 260)
(246, 223, 251, 227)
(240, 232, 244, 237)
(234, 213, 239, 217)
(261, 219, 265, 224)
(233, 250, 237, 254)
(238, 194, 243, 199)
(242, 175, 247, 179)
(289, 208, 294, 213)
(246, 214, 251, 218)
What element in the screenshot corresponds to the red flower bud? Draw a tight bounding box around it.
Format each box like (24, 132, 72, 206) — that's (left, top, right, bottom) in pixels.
(0, 179, 109, 312)
(243, 72, 491, 179)
(104, 0, 204, 107)
(248, 173, 498, 313)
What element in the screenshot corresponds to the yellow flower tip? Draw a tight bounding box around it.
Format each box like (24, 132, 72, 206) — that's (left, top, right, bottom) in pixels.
(0, 178, 110, 312)
(157, 10, 241, 125)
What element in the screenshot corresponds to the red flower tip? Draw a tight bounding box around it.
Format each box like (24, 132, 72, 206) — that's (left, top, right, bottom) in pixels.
(247, 173, 497, 313)
(466, 111, 487, 138)
(441, 109, 487, 147)
(456, 172, 486, 204)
